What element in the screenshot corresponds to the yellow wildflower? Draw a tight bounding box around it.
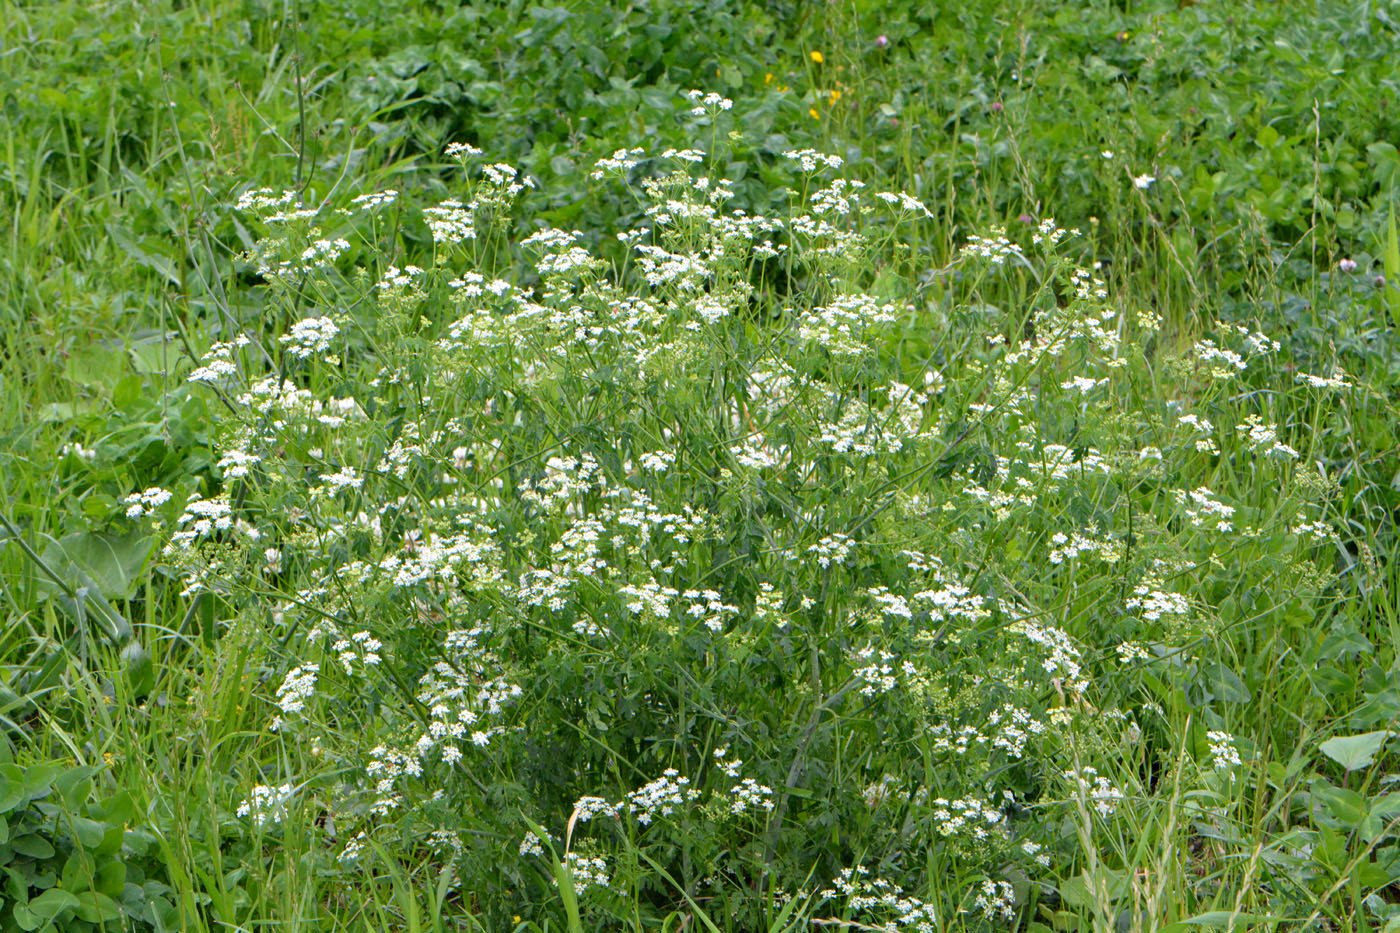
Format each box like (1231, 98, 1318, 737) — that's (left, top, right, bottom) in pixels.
(810, 51, 824, 64)
(809, 108, 820, 119)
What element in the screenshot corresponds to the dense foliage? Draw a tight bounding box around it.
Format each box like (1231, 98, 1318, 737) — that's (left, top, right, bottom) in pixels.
(1, 0, 1398, 930)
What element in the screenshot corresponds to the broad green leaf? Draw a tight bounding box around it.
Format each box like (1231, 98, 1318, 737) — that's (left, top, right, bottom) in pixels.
(39, 530, 153, 602)
(20, 763, 60, 800)
(53, 766, 96, 810)
(26, 888, 80, 921)
(73, 891, 122, 923)
(70, 816, 107, 848)
(1312, 780, 1367, 827)
(11, 834, 56, 859)
(1319, 730, 1390, 771)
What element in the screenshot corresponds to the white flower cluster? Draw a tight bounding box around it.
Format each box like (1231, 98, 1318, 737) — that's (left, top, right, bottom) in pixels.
(618, 581, 680, 620)
(366, 745, 422, 815)
(874, 189, 933, 216)
(782, 148, 843, 172)
(1061, 375, 1108, 395)
(914, 581, 991, 624)
(187, 335, 250, 384)
(279, 315, 339, 359)
(931, 723, 987, 756)
(1062, 766, 1123, 816)
(1008, 618, 1087, 694)
(519, 830, 547, 857)
(236, 783, 294, 827)
(960, 227, 1024, 264)
(423, 199, 476, 244)
(1125, 584, 1189, 623)
(1238, 414, 1299, 461)
(1206, 730, 1243, 771)
(477, 162, 532, 210)
(685, 88, 732, 115)
(637, 449, 676, 473)
(797, 293, 903, 357)
(852, 646, 899, 696)
(343, 189, 398, 212)
(562, 853, 611, 895)
(377, 264, 425, 291)
(412, 628, 520, 764)
(1048, 531, 1123, 565)
(1295, 369, 1353, 390)
(1176, 486, 1236, 532)
(930, 795, 1006, 841)
(235, 187, 298, 214)
(627, 769, 697, 825)
(729, 778, 775, 816)
(274, 664, 319, 717)
(571, 795, 619, 823)
(217, 449, 261, 478)
(445, 141, 483, 160)
(1031, 216, 1074, 245)
(1177, 413, 1219, 454)
(807, 533, 854, 568)
(1193, 339, 1247, 379)
(592, 146, 647, 179)
(713, 748, 774, 815)
(819, 866, 941, 932)
(162, 494, 257, 553)
(987, 703, 1046, 759)
(681, 588, 738, 633)
(972, 878, 1017, 923)
(730, 435, 786, 470)
(332, 630, 383, 674)
(122, 486, 172, 519)
(1292, 518, 1335, 542)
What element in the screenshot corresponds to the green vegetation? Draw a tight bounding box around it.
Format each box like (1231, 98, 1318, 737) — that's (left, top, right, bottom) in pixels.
(1, 0, 1398, 930)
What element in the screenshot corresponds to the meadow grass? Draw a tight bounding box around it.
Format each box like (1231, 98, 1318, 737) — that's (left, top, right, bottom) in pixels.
(1, 0, 1398, 931)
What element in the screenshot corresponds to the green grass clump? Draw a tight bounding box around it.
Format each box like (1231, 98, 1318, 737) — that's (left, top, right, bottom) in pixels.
(1, 0, 1398, 931)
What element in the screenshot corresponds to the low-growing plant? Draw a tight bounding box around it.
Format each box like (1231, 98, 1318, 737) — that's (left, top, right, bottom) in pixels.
(0, 760, 177, 932)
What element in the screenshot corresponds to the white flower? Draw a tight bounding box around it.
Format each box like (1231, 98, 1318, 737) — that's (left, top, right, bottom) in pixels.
(1133, 173, 1155, 189)
(236, 784, 295, 827)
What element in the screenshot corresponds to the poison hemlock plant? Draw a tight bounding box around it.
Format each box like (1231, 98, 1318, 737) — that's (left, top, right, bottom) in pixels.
(109, 90, 1359, 929)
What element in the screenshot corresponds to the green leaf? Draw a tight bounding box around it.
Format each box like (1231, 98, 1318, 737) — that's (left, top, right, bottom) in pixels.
(0, 766, 24, 811)
(70, 816, 107, 848)
(26, 888, 80, 922)
(20, 762, 61, 799)
(1319, 730, 1390, 771)
(11, 834, 56, 859)
(121, 641, 154, 697)
(1313, 780, 1367, 827)
(39, 530, 153, 603)
(12, 903, 40, 932)
(53, 767, 96, 810)
(73, 891, 121, 923)
(1162, 912, 1279, 931)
